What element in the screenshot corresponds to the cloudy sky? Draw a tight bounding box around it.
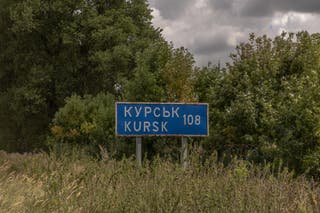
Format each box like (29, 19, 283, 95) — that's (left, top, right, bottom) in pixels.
(148, 0, 320, 66)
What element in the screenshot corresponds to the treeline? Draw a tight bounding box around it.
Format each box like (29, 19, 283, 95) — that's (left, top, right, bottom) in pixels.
(1, 0, 320, 177)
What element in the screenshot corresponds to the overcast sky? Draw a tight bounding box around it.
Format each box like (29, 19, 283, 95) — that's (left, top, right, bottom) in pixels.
(148, 0, 320, 66)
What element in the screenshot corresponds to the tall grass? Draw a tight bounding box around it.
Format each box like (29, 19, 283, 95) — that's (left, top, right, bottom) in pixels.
(0, 148, 320, 212)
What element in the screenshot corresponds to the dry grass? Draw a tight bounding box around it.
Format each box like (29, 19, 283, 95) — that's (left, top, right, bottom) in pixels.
(0, 148, 320, 212)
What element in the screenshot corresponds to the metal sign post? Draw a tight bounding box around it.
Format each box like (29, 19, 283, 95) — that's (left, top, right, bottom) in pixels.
(181, 137, 188, 169)
(136, 137, 142, 167)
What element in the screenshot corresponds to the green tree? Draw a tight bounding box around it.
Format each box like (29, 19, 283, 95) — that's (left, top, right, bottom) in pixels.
(124, 40, 170, 102)
(200, 32, 320, 175)
(161, 47, 196, 102)
(0, 0, 163, 152)
(123, 45, 198, 158)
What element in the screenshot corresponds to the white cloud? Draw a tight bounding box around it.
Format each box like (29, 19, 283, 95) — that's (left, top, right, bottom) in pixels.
(271, 12, 318, 34)
(149, 0, 320, 66)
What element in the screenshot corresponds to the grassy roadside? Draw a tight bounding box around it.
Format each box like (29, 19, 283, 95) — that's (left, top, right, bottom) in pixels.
(0, 149, 320, 212)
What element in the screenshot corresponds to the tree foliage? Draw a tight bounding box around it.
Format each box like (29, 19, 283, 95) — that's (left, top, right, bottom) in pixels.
(198, 32, 320, 175)
(2, 0, 320, 177)
(0, 0, 163, 151)
(48, 93, 122, 156)
(161, 47, 196, 102)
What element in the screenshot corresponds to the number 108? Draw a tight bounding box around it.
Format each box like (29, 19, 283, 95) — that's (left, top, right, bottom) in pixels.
(183, 114, 201, 126)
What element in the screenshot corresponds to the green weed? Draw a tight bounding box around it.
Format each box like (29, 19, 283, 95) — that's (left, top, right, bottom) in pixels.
(0, 149, 319, 212)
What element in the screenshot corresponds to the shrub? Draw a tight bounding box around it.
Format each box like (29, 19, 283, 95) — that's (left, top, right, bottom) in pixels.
(197, 32, 320, 176)
(48, 93, 116, 155)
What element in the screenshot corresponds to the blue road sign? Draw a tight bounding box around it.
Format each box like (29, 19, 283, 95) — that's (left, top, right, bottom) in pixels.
(116, 102, 209, 137)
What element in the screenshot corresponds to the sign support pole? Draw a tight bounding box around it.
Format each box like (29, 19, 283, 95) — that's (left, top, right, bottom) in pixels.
(136, 137, 142, 167)
(181, 137, 188, 169)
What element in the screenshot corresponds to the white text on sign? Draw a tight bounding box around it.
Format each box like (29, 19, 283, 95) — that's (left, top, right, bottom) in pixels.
(116, 103, 209, 136)
(124, 121, 168, 133)
(124, 106, 180, 118)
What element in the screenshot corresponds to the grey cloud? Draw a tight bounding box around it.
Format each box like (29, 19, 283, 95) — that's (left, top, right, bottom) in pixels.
(240, 0, 320, 17)
(208, 0, 234, 10)
(149, 0, 320, 66)
(149, 0, 194, 19)
(206, 0, 320, 17)
(192, 34, 233, 55)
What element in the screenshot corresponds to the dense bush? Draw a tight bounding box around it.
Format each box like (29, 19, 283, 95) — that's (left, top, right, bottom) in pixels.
(48, 93, 118, 155)
(196, 32, 320, 177)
